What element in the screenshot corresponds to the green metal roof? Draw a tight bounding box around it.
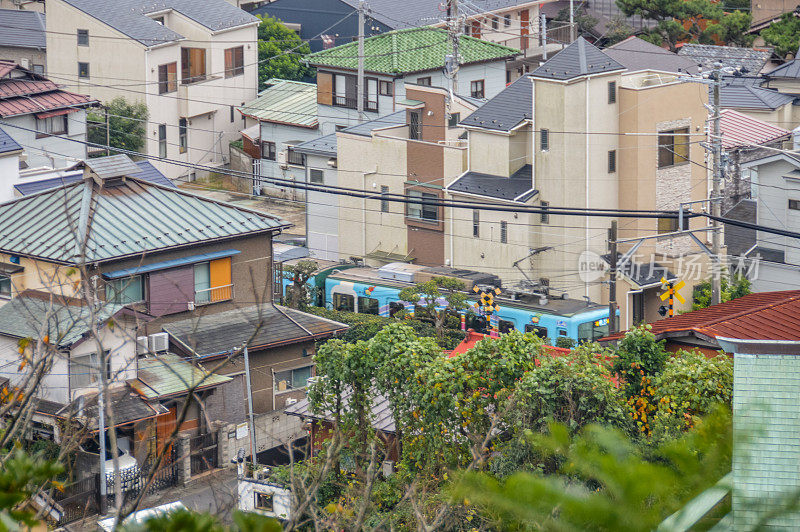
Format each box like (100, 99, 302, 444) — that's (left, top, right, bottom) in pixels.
(238, 79, 318, 128)
(0, 176, 289, 264)
(0, 296, 124, 347)
(131, 353, 231, 399)
(307, 27, 519, 75)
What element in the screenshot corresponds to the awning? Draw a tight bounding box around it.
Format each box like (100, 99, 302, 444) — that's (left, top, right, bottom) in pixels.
(34, 108, 78, 120)
(0, 262, 24, 275)
(103, 249, 240, 279)
(241, 123, 260, 143)
(396, 98, 425, 109)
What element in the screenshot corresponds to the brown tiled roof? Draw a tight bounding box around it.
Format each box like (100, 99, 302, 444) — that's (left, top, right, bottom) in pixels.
(0, 61, 97, 118)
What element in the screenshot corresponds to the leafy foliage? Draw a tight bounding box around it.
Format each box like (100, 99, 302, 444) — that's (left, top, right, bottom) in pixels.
(705, 10, 754, 47)
(0, 446, 63, 531)
(123, 508, 281, 532)
(555, 6, 598, 35)
(283, 259, 319, 310)
(761, 12, 800, 58)
(257, 15, 314, 89)
(692, 272, 751, 310)
(88, 97, 149, 154)
(603, 15, 635, 45)
(399, 277, 468, 342)
(612, 325, 668, 397)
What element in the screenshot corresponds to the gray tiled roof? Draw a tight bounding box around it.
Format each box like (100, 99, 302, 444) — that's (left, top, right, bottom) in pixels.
(286, 388, 395, 433)
(13, 160, 174, 196)
(85, 154, 140, 179)
(339, 0, 531, 29)
(447, 164, 537, 202)
(766, 59, 800, 79)
(532, 36, 625, 81)
(61, 0, 258, 47)
(459, 75, 531, 131)
(719, 76, 795, 110)
(0, 126, 21, 155)
(164, 305, 348, 356)
(604, 37, 699, 74)
(340, 110, 406, 136)
(0, 9, 46, 49)
(602, 253, 676, 287)
(57, 387, 165, 429)
(677, 44, 772, 74)
(724, 199, 756, 257)
(293, 133, 337, 157)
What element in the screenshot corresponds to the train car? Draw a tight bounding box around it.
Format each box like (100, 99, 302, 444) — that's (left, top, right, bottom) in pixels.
(277, 257, 357, 307)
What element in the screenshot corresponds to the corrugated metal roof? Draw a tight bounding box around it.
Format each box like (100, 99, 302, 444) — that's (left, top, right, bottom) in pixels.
(57, 386, 165, 429)
(238, 80, 318, 128)
(338, 0, 533, 29)
(104, 249, 240, 279)
(532, 36, 625, 81)
(0, 176, 288, 264)
(60, 0, 258, 47)
(460, 74, 531, 131)
(85, 155, 141, 179)
(720, 109, 790, 149)
(767, 58, 800, 79)
(0, 126, 21, 155)
(13, 160, 174, 195)
(0, 9, 46, 49)
(308, 27, 518, 75)
(131, 353, 231, 399)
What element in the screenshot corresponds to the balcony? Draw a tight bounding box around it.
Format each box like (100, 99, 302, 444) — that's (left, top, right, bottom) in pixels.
(195, 283, 233, 305)
(177, 75, 221, 118)
(332, 95, 378, 112)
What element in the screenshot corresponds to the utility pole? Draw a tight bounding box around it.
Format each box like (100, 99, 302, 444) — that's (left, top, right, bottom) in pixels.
(608, 220, 618, 334)
(445, 0, 460, 97)
(98, 389, 108, 515)
(569, 0, 575, 42)
(711, 62, 722, 305)
(356, 1, 366, 123)
(541, 13, 547, 61)
(243, 346, 257, 463)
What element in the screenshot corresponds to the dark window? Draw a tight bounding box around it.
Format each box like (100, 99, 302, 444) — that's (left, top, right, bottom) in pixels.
(789, 199, 800, 210)
(78, 62, 89, 79)
(448, 112, 460, 128)
(409, 110, 421, 140)
(540, 128, 549, 151)
(36, 115, 67, 137)
(153, 16, 165, 25)
(578, 319, 609, 343)
(466, 314, 487, 333)
(608, 150, 616, 173)
(380, 185, 389, 212)
(77, 29, 89, 46)
(181, 47, 207, 84)
(255, 492, 273, 511)
(632, 292, 645, 324)
(500, 221, 508, 243)
(389, 301, 405, 316)
(379, 80, 393, 96)
(492, 16, 499, 29)
(332, 73, 358, 108)
(262, 141, 276, 160)
(499, 319, 515, 333)
(287, 148, 306, 166)
(540, 200, 549, 224)
(224, 46, 244, 77)
(504, 14, 511, 26)
(470, 79, 485, 99)
(417, 76, 432, 86)
(473, 209, 479, 237)
(275, 366, 312, 390)
(158, 62, 177, 94)
(658, 127, 690, 168)
(158, 124, 167, 158)
(32, 64, 44, 74)
(657, 216, 689, 234)
(608, 81, 616, 104)
(179, 118, 187, 153)
(525, 324, 548, 338)
(230, 105, 235, 123)
(358, 296, 379, 314)
(408, 190, 438, 222)
(332, 292, 354, 312)
(310, 169, 324, 184)
(0, 274, 11, 298)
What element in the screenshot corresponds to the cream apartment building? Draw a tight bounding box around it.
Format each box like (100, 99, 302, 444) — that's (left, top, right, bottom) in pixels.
(46, 0, 259, 180)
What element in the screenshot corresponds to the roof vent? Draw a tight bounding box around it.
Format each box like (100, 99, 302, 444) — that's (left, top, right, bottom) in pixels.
(82, 155, 139, 187)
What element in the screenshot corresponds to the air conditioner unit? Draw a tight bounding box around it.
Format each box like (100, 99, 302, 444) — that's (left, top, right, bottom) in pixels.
(136, 336, 149, 355)
(285, 397, 298, 406)
(149, 332, 169, 353)
(277, 151, 288, 169)
(187, 300, 195, 311)
(20, 58, 30, 69)
(382, 460, 395, 477)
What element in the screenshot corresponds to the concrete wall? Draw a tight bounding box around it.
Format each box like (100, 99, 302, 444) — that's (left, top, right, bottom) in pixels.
(304, 153, 339, 261)
(238, 477, 291, 520)
(256, 121, 317, 199)
(0, 152, 20, 203)
(3, 111, 88, 170)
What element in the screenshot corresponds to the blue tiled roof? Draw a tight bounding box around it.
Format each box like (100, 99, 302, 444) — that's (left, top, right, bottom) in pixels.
(0, 9, 46, 49)
(14, 160, 175, 196)
(0, 126, 21, 156)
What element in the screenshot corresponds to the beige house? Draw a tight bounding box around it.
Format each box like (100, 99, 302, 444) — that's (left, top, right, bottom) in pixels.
(46, 0, 259, 181)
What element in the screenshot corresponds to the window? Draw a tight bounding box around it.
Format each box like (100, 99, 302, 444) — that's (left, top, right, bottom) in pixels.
(261, 141, 276, 160)
(36, 115, 67, 137)
(358, 296, 379, 314)
(194, 257, 232, 304)
(32, 64, 44, 74)
(470, 79, 485, 99)
(332, 292, 354, 312)
(309, 169, 324, 184)
(380, 185, 389, 213)
(70, 352, 110, 390)
(578, 319, 609, 343)
(158, 62, 177, 94)
(77, 29, 89, 46)
(608, 150, 616, 173)
(178, 118, 187, 153)
(287, 148, 305, 166)
(0, 275, 10, 298)
(194, 262, 211, 304)
(105, 276, 144, 305)
(540, 128, 549, 151)
(379, 80, 393, 96)
(409, 110, 421, 140)
(448, 112, 460, 128)
(365, 78, 378, 111)
(473, 209, 479, 237)
(78, 62, 89, 79)
(230, 105, 235, 123)
(608, 81, 616, 104)
(181, 47, 207, 84)
(158, 124, 167, 158)
(790, 199, 800, 210)
(224, 46, 244, 77)
(417, 76, 432, 86)
(657, 216, 689, 234)
(540, 200, 549, 224)
(407, 190, 438, 222)
(254, 492, 273, 512)
(492, 16, 499, 29)
(466, 314, 487, 333)
(332, 73, 357, 108)
(274, 366, 313, 391)
(500, 221, 508, 243)
(322, 34, 335, 49)
(658, 127, 689, 168)
(499, 319, 515, 333)
(525, 324, 548, 338)
(504, 14, 511, 26)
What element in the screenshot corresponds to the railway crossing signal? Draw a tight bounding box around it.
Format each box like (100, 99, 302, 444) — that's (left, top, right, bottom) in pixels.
(474, 286, 502, 337)
(658, 277, 685, 317)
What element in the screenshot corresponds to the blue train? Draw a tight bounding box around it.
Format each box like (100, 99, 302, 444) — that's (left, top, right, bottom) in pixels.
(278, 260, 612, 343)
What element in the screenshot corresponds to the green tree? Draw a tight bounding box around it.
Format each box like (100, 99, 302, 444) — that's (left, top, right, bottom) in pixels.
(555, 6, 598, 35)
(399, 277, 468, 342)
(692, 272, 751, 310)
(124, 508, 281, 531)
(604, 15, 635, 45)
(283, 259, 318, 310)
(612, 324, 668, 397)
(257, 15, 314, 90)
(88, 97, 148, 155)
(0, 446, 64, 531)
(704, 10, 754, 47)
(761, 12, 800, 58)
(615, 0, 715, 51)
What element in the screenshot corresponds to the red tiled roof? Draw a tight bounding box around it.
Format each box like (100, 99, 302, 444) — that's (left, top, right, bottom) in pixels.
(448, 329, 573, 357)
(720, 109, 790, 150)
(602, 290, 800, 343)
(0, 61, 16, 78)
(0, 61, 97, 117)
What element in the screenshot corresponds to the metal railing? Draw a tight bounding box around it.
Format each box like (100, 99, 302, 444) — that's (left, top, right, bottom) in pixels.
(195, 283, 233, 305)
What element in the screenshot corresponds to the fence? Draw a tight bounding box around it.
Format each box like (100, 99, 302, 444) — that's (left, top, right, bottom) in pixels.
(190, 432, 218, 476)
(54, 474, 100, 526)
(106, 448, 178, 507)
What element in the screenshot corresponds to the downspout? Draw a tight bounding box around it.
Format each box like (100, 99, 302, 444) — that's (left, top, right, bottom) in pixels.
(529, 76, 535, 189)
(585, 77, 590, 301)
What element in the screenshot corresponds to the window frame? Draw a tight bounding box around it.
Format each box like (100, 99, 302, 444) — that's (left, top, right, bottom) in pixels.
(309, 168, 324, 184)
(607, 80, 617, 104)
(178, 118, 187, 153)
(407, 189, 438, 223)
(380, 185, 390, 213)
(492, 16, 499, 29)
(470, 79, 485, 99)
(254, 492, 274, 512)
(409, 110, 421, 140)
(69, 351, 111, 391)
(540, 200, 550, 224)
(158, 62, 178, 94)
(224, 46, 245, 78)
(500, 220, 508, 243)
(0, 274, 11, 299)
(504, 14, 511, 26)
(105, 275, 145, 305)
(540, 128, 549, 151)
(498, 319, 515, 334)
(417, 76, 432, 86)
(261, 141, 276, 161)
(36, 115, 68, 138)
(78, 62, 90, 79)
(789, 199, 800, 211)
(657, 127, 690, 168)
(77, 29, 89, 46)
(158, 124, 167, 158)
(448, 112, 461, 128)
(608, 149, 616, 173)
(472, 209, 479, 237)
(287, 148, 306, 167)
(274, 366, 313, 392)
(357, 296, 379, 315)
(181, 47, 207, 84)
(379, 80, 393, 96)
(332, 292, 354, 312)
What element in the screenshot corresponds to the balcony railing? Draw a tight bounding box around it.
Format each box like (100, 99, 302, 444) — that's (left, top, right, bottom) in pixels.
(333, 95, 378, 112)
(195, 283, 233, 305)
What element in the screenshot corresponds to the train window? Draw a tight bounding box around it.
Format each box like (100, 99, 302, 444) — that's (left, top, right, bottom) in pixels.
(466, 314, 487, 333)
(524, 324, 548, 339)
(332, 293, 354, 312)
(578, 320, 609, 343)
(389, 301, 405, 317)
(358, 296, 379, 315)
(558, 329, 568, 336)
(498, 320, 515, 334)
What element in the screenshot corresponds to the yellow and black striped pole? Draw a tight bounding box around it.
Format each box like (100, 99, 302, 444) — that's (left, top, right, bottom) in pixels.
(668, 282, 674, 317)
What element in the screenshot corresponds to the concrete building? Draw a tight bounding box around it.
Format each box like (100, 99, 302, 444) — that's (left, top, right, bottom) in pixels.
(46, 0, 260, 180)
(0, 8, 45, 73)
